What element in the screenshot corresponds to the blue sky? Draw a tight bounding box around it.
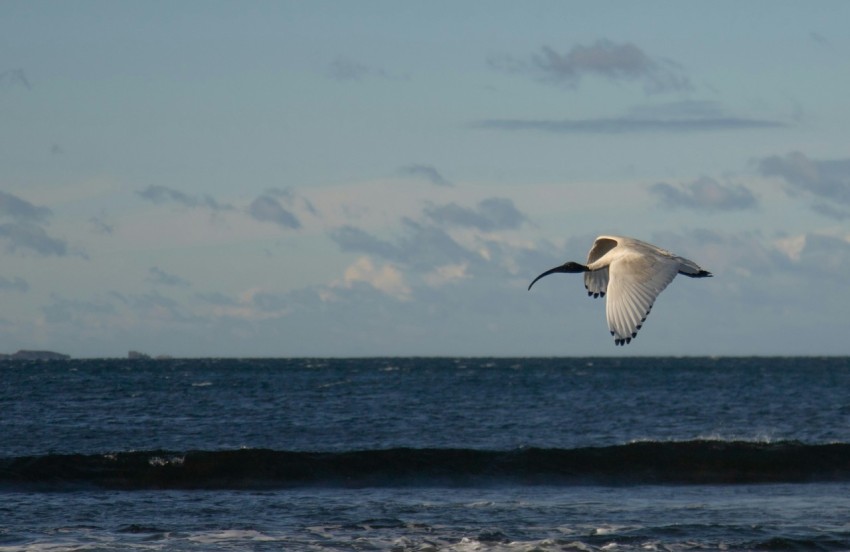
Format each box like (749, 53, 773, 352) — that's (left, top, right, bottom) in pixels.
(2, 1, 849, 357)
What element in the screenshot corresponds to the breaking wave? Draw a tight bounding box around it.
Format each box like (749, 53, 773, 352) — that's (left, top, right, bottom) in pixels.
(3, 440, 850, 490)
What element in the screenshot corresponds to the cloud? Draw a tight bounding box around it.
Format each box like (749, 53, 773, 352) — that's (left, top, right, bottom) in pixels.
(248, 290, 290, 313)
(655, 228, 850, 291)
(0, 191, 69, 256)
(474, 114, 785, 134)
(328, 56, 373, 81)
(0, 191, 52, 222)
(195, 291, 238, 306)
(385, 218, 478, 268)
(329, 197, 533, 283)
(490, 39, 691, 94)
(809, 31, 833, 49)
(649, 177, 758, 211)
(422, 263, 470, 287)
(247, 195, 301, 229)
(759, 151, 850, 204)
(0, 68, 31, 90)
(474, 100, 787, 135)
(263, 187, 319, 217)
(399, 164, 453, 187)
(793, 234, 850, 280)
(759, 152, 850, 218)
(136, 185, 233, 211)
(113, 290, 189, 322)
(89, 212, 115, 235)
(336, 257, 411, 300)
(330, 225, 402, 260)
(811, 203, 850, 221)
(147, 266, 190, 287)
(331, 219, 478, 271)
(42, 294, 116, 324)
(424, 197, 527, 231)
(0, 222, 67, 256)
(328, 56, 402, 82)
(771, 233, 850, 283)
(0, 276, 28, 293)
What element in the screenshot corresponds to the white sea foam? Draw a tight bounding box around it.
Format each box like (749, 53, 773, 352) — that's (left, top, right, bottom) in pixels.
(187, 529, 278, 543)
(147, 455, 184, 467)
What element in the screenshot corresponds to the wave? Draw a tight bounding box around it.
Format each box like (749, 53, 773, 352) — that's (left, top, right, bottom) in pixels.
(3, 440, 850, 490)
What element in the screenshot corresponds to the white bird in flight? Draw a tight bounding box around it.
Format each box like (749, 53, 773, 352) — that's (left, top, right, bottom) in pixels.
(528, 235, 712, 345)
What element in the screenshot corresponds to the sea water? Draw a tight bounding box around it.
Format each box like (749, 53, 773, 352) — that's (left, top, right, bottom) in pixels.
(2, 357, 850, 550)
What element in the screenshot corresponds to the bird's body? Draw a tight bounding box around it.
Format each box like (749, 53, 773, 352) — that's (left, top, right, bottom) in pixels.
(528, 235, 712, 345)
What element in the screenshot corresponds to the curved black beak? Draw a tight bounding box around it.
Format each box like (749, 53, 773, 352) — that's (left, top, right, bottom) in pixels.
(527, 265, 569, 291)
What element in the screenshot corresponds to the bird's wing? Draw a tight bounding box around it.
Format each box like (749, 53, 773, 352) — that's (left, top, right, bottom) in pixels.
(605, 255, 679, 345)
(583, 236, 618, 298)
(584, 267, 608, 298)
(586, 237, 618, 264)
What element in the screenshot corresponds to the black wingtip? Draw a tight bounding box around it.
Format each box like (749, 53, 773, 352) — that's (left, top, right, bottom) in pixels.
(682, 269, 713, 278)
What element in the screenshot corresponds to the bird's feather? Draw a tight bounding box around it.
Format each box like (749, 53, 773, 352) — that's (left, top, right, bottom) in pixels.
(605, 252, 679, 344)
(584, 267, 608, 298)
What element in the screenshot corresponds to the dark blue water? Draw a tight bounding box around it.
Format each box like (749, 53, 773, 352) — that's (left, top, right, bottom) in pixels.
(3, 357, 850, 550)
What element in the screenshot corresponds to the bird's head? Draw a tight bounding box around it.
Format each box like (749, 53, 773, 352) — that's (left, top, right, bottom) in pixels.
(527, 261, 588, 291)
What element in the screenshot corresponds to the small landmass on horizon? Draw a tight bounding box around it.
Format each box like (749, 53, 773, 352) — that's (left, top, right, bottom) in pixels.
(128, 350, 174, 360)
(0, 350, 70, 361)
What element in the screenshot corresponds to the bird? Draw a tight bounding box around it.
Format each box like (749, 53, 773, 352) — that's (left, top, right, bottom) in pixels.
(528, 235, 712, 345)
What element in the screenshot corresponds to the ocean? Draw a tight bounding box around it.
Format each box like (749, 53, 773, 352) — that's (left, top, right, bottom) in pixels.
(2, 357, 850, 551)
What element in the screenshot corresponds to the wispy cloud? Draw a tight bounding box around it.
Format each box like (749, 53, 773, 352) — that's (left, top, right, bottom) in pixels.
(0, 223, 68, 256)
(330, 225, 403, 261)
(112, 290, 187, 320)
(248, 290, 290, 313)
(811, 203, 850, 221)
(328, 56, 403, 82)
(399, 164, 453, 187)
(0, 191, 52, 222)
(195, 291, 238, 306)
(331, 218, 476, 271)
(475, 95, 786, 136)
(809, 31, 833, 49)
(0, 276, 29, 293)
(0, 68, 31, 90)
(793, 234, 850, 281)
(490, 39, 691, 94)
(649, 177, 758, 211)
(0, 191, 68, 256)
(473, 113, 786, 134)
(247, 195, 301, 229)
(89, 212, 115, 235)
(147, 266, 190, 287)
(263, 187, 318, 217)
(424, 197, 527, 231)
(136, 185, 234, 211)
(41, 294, 116, 324)
(759, 151, 850, 218)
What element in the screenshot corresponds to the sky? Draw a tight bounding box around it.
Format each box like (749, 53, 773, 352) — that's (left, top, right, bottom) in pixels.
(2, 1, 850, 357)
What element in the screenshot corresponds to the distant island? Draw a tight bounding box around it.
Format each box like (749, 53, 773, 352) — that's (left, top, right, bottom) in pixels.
(0, 350, 180, 361)
(0, 350, 71, 361)
(128, 350, 173, 360)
